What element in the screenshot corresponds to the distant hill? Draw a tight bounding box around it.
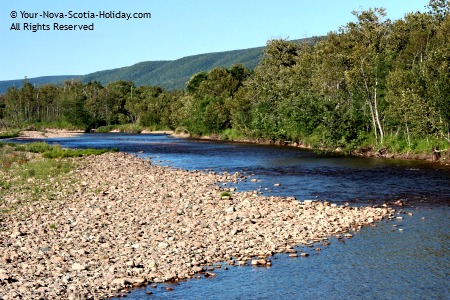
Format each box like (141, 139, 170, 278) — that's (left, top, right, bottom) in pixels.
(0, 75, 81, 94)
(0, 37, 320, 93)
(80, 45, 264, 90)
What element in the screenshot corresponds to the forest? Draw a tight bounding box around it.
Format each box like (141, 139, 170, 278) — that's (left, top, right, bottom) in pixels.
(1, 1, 449, 155)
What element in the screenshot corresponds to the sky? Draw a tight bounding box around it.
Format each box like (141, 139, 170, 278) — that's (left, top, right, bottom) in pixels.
(1, 0, 430, 81)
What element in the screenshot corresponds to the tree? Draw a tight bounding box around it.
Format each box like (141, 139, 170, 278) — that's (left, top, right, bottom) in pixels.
(0, 94, 6, 128)
(427, 0, 450, 21)
(186, 72, 207, 95)
(344, 8, 391, 144)
(183, 67, 248, 135)
(4, 86, 21, 126)
(241, 39, 302, 139)
(60, 80, 90, 128)
(91, 81, 133, 125)
(38, 84, 61, 123)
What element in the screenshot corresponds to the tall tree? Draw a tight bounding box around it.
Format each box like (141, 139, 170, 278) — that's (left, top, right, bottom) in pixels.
(344, 8, 391, 144)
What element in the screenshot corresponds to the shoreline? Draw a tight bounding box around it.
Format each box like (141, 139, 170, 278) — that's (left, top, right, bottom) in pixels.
(0, 151, 394, 299)
(10, 129, 85, 139)
(4, 128, 448, 165)
(175, 132, 449, 165)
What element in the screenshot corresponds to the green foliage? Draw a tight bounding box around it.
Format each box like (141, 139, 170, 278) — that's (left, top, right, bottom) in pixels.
(0, 144, 77, 216)
(80, 47, 265, 91)
(0, 130, 20, 139)
(0, 144, 28, 169)
(17, 158, 72, 179)
(95, 125, 116, 133)
(0, 9, 448, 157)
(383, 133, 449, 154)
(3, 141, 115, 159)
(220, 128, 245, 141)
(116, 124, 143, 134)
(182, 66, 250, 135)
(41, 147, 113, 159)
(220, 191, 232, 198)
(22, 142, 54, 153)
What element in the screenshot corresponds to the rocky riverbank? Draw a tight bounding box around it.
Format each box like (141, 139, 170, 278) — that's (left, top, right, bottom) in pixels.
(0, 152, 394, 299)
(15, 129, 84, 139)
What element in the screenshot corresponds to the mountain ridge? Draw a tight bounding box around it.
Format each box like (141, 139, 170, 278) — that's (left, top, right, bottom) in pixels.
(0, 38, 318, 93)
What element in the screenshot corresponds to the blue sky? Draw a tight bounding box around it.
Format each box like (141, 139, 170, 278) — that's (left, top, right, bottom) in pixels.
(1, 0, 430, 81)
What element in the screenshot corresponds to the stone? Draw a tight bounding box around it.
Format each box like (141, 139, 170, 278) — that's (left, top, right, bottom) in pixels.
(225, 206, 236, 214)
(0, 151, 393, 300)
(112, 278, 126, 285)
(71, 263, 86, 271)
(251, 259, 266, 266)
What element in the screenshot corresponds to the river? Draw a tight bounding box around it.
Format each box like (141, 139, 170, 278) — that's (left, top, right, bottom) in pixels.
(14, 133, 450, 299)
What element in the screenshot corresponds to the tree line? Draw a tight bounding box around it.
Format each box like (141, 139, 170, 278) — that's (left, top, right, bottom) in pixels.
(1, 1, 449, 153)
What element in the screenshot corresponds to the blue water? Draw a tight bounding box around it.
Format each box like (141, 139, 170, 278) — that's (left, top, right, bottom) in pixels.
(11, 133, 450, 299)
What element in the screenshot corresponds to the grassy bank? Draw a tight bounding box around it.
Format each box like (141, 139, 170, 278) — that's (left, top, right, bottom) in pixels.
(0, 130, 21, 139)
(0, 142, 116, 216)
(186, 128, 449, 163)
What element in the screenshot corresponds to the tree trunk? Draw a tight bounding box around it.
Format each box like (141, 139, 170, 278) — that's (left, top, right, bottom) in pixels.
(373, 79, 384, 144)
(360, 59, 379, 144)
(406, 122, 411, 148)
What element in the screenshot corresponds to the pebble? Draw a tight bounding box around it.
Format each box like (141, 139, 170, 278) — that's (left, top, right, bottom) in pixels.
(0, 152, 394, 299)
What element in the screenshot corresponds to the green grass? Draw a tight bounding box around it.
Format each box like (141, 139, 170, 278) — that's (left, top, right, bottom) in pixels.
(220, 191, 232, 198)
(16, 158, 72, 180)
(2, 141, 117, 158)
(0, 130, 21, 139)
(0, 141, 115, 217)
(382, 134, 449, 154)
(0, 145, 73, 215)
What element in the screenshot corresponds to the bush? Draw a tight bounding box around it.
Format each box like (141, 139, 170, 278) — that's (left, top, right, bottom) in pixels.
(95, 125, 115, 133)
(117, 124, 143, 134)
(220, 128, 244, 141)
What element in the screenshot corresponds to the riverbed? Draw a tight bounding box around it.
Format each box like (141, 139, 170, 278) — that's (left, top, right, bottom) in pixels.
(7, 133, 450, 299)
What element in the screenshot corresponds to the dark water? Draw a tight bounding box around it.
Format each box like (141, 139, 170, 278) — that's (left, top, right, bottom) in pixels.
(11, 133, 450, 299)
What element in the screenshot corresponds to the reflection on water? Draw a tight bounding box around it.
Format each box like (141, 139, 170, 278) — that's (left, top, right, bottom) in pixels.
(10, 133, 449, 299)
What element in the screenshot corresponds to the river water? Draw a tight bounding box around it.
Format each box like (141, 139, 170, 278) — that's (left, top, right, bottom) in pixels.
(14, 133, 450, 299)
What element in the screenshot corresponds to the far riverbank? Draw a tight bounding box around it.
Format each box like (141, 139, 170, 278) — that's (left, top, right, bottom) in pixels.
(174, 131, 450, 165)
(4, 127, 448, 164)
